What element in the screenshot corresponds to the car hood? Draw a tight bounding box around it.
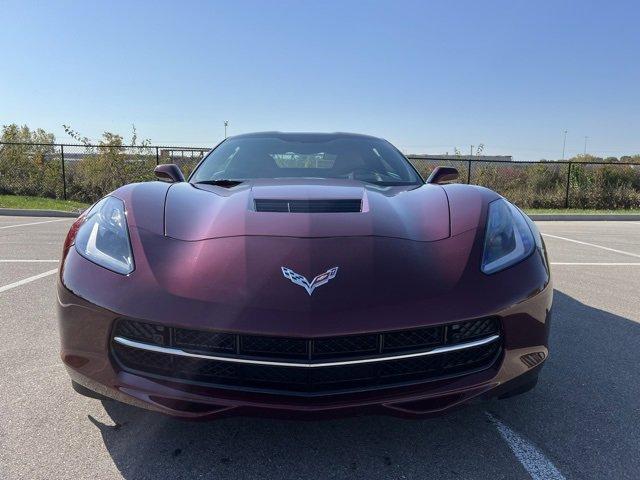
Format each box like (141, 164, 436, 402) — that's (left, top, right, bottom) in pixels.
(163, 179, 450, 242)
(70, 181, 523, 336)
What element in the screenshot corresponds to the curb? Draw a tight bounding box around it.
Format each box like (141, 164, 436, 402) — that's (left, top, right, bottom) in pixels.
(528, 214, 640, 221)
(0, 208, 80, 218)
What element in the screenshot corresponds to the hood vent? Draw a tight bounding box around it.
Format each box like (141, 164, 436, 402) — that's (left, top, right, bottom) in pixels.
(255, 199, 362, 213)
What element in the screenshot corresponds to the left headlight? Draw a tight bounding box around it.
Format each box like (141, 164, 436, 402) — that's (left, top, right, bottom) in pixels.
(481, 198, 535, 274)
(74, 196, 134, 275)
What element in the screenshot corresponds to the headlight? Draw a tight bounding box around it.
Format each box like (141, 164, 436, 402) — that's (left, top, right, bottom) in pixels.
(74, 196, 134, 275)
(481, 198, 535, 274)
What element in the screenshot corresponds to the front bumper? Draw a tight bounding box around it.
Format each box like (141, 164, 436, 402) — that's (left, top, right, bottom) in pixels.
(58, 279, 552, 419)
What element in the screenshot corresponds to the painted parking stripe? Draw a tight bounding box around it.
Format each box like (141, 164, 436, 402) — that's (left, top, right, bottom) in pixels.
(0, 218, 71, 230)
(542, 233, 640, 259)
(550, 262, 640, 266)
(0, 259, 59, 263)
(0, 269, 58, 293)
(485, 412, 566, 480)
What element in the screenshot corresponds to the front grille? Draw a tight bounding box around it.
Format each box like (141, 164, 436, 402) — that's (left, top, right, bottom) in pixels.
(112, 317, 501, 395)
(383, 328, 442, 352)
(313, 334, 378, 357)
(116, 319, 167, 345)
(241, 335, 307, 359)
(446, 316, 497, 343)
(174, 329, 235, 353)
(254, 199, 362, 213)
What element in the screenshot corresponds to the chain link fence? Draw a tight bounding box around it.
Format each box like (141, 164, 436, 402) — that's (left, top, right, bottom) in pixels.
(407, 156, 640, 209)
(0, 142, 208, 203)
(0, 142, 639, 209)
(469, 160, 570, 209)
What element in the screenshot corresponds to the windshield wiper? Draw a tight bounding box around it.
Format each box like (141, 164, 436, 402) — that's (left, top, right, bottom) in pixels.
(194, 179, 244, 188)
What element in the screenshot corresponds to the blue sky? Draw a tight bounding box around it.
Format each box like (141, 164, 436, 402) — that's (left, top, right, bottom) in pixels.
(1, 0, 638, 160)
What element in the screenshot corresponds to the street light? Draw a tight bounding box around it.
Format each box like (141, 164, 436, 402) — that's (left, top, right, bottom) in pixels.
(562, 130, 568, 160)
(584, 136, 589, 156)
(224, 121, 229, 139)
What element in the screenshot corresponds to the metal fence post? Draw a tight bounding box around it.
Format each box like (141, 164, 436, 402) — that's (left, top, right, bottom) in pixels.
(564, 162, 572, 208)
(60, 145, 67, 200)
(467, 160, 472, 184)
(155, 146, 160, 166)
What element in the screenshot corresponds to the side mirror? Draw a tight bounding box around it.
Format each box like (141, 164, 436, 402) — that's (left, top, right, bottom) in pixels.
(154, 164, 185, 183)
(426, 166, 459, 184)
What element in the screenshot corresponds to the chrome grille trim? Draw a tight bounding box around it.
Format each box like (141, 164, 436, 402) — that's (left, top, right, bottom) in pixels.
(113, 334, 500, 368)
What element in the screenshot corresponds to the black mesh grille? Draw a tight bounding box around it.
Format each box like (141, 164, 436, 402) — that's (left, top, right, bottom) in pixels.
(174, 356, 239, 379)
(114, 319, 166, 345)
(112, 317, 501, 394)
(241, 336, 308, 358)
(446, 317, 499, 343)
(113, 340, 500, 393)
(313, 334, 378, 357)
(174, 329, 235, 353)
(255, 199, 362, 213)
(383, 327, 443, 352)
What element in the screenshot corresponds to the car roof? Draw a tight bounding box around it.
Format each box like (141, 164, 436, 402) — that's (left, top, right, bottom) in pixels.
(226, 131, 385, 142)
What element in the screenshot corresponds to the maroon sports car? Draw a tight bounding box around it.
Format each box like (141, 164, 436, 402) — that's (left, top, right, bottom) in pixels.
(58, 132, 552, 419)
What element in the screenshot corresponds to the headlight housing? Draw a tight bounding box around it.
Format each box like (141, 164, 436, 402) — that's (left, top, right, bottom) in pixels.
(74, 196, 134, 275)
(481, 198, 535, 274)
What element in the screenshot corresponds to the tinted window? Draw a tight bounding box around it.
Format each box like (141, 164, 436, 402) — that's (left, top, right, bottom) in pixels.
(191, 135, 422, 186)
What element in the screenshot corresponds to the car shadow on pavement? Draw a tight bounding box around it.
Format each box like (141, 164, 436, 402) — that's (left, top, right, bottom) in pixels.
(88, 290, 640, 480)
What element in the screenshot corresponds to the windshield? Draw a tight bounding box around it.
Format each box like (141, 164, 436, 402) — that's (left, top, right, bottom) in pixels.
(190, 134, 422, 186)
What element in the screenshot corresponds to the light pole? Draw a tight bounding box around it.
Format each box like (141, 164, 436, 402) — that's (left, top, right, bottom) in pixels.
(224, 121, 229, 139)
(583, 136, 588, 156)
(562, 130, 568, 160)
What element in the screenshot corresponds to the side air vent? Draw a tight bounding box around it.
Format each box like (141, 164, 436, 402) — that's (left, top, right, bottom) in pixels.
(254, 199, 362, 213)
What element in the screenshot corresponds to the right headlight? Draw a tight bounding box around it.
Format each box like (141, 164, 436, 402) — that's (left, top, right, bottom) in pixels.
(481, 198, 535, 274)
(74, 196, 134, 275)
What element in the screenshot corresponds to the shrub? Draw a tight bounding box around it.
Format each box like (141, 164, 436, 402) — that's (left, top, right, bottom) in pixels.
(568, 163, 640, 209)
(65, 139, 156, 202)
(0, 125, 63, 198)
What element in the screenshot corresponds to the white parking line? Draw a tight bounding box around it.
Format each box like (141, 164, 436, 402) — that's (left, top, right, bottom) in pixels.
(542, 233, 640, 259)
(485, 412, 566, 480)
(0, 218, 71, 230)
(0, 259, 59, 263)
(551, 262, 640, 266)
(0, 269, 58, 293)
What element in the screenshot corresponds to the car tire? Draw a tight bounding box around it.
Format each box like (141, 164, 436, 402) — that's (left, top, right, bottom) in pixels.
(498, 376, 539, 399)
(71, 380, 110, 401)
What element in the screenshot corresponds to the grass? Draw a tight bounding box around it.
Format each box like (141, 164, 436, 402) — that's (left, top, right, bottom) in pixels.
(0, 194, 89, 212)
(524, 208, 640, 215)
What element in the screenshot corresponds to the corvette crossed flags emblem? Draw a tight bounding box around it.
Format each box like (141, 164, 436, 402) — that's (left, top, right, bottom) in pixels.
(281, 266, 339, 296)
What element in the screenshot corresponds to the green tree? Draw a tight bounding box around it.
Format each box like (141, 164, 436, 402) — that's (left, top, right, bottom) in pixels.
(0, 124, 62, 197)
(64, 125, 155, 201)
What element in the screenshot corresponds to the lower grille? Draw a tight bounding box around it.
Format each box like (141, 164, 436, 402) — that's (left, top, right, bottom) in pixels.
(113, 340, 499, 393)
(111, 317, 501, 395)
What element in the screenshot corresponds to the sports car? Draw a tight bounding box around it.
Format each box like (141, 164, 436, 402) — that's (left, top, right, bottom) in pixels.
(58, 132, 552, 419)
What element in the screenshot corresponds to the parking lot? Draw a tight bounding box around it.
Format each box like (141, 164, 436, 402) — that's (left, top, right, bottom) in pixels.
(0, 216, 639, 480)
